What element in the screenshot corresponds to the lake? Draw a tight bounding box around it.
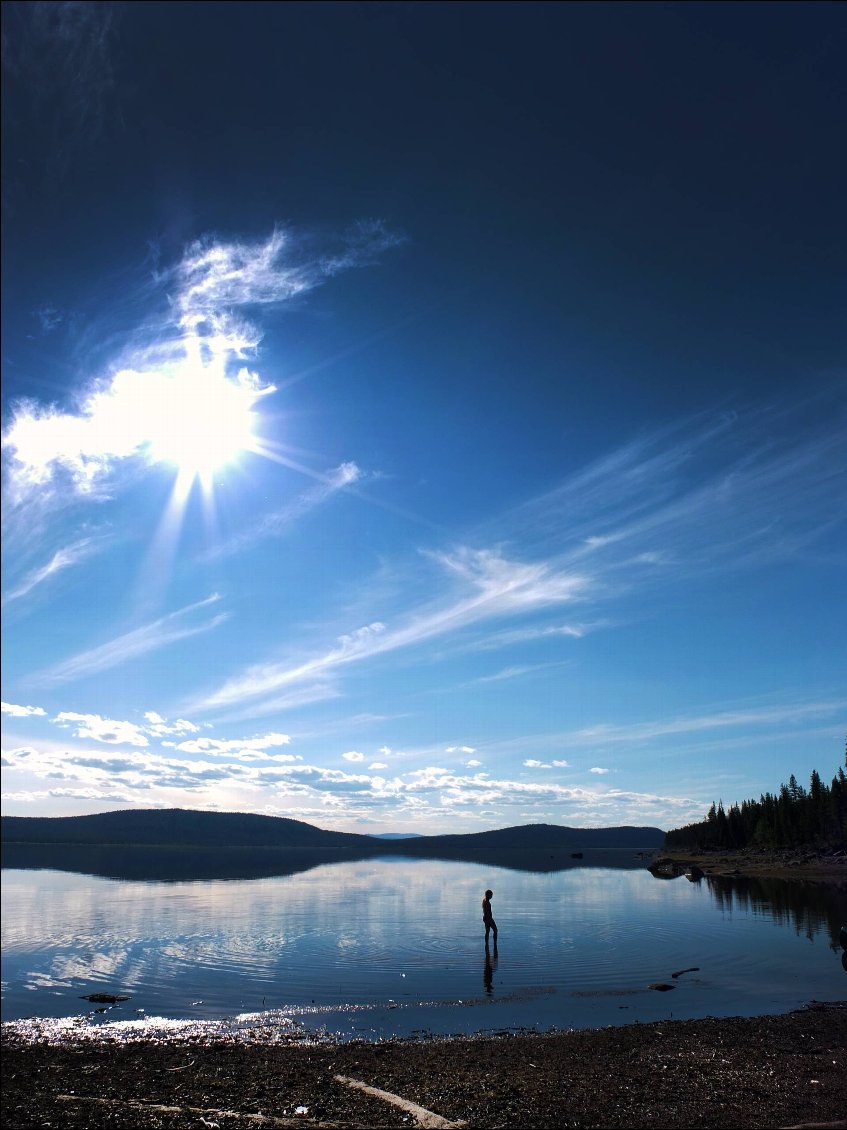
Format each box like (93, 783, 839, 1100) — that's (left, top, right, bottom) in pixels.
(2, 854, 844, 1041)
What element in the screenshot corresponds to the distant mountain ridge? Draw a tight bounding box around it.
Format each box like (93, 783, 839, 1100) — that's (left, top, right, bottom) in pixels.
(1, 808, 664, 853)
(368, 832, 424, 840)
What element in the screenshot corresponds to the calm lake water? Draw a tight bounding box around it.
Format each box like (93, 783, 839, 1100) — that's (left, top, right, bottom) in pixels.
(2, 855, 845, 1041)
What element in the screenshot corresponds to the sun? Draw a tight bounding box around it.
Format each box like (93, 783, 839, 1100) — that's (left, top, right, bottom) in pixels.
(145, 363, 266, 483)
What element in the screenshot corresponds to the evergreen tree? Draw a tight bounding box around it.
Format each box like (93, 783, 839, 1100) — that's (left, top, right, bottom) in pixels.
(664, 753, 845, 851)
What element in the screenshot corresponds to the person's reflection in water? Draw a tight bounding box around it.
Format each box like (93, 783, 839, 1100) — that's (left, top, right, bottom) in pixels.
(483, 940, 499, 995)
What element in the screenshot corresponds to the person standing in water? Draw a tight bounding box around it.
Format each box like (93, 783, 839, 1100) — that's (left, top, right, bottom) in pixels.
(482, 888, 498, 944)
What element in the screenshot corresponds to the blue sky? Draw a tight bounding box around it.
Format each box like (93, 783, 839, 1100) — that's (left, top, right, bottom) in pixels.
(2, 2, 845, 833)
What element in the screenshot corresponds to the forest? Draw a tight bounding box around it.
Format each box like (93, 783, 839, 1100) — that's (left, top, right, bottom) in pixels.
(665, 752, 847, 851)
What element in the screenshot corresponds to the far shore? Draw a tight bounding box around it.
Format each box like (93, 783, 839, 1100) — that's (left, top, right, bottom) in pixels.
(654, 846, 847, 883)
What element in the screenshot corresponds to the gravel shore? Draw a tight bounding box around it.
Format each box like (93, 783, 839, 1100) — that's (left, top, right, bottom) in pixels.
(3, 1003, 846, 1129)
(652, 848, 847, 884)
(4, 855, 844, 1127)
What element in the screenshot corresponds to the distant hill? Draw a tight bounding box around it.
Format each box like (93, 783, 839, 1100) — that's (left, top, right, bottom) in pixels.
(1, 809, 664, 858)
(368, 832, 424, 840)
(406, 822, 663, 853)
(0, 809, 370, 850)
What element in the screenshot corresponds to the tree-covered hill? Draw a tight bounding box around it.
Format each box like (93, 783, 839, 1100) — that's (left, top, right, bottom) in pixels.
(665, 755, 847, 852)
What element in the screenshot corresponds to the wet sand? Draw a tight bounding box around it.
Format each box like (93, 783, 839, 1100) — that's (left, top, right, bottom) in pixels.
(3, 1003, 846, 1128)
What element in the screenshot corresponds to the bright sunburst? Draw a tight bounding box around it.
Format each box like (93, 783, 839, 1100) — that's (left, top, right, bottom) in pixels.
(145, 363, 264, 482)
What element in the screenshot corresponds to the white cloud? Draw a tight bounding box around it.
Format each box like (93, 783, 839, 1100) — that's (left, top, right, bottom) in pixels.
(446, 745, 477, 754)
(2, 366, 273, 494)
(206, 462, 364, 559)
(461, 622, 604, 653)
(552, 759, 570, 768)
(54, 712, 150, 747)
(173, 733, 292, 755)
(3, 225, 402, 500)
(343, 751, 365, 762)
(2, 702, 47, 718)
(2, 537, 104, 605)
(524, 759, 552, 769)
(466, 759, 482, 767)
(195, 548, 585, 711)
(35, 304, 63, 334)
(378, 746, 392, 755)
(563, 701, 847, 748)
(506, 406, 847, 577)
(473, 665, 533, 683)
(143, 713, 200, 736)
(37, 595, 227, 683)
(468, 661, 568, 686)
(369, 762, 388, 770)
(1, 739, 702, 828)
(590, 767, 610, 774)
(175, 224, 402, 329)
(6, 0, 119, 178)
(211, 682, 341, 725)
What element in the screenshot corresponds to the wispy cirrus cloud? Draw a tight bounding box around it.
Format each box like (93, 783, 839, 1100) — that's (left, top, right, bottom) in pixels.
(194, 548, 586, 711)
(457, 621, 608, 653)
(2, 0, 121, 188)
(2, 536, 104, 606)
(473, 700, 847, 770)
(175, 222, 402, 327)
(559, 700, 847, 748)
(2, 225, 402, 499)
(34, 304, 63, 334)
(466, 661, 567, 686)
(501, 401, 846, 576)
(204, 461, 363, 560)
(189, 398, 845, 723)
(37, 594, 228, 684)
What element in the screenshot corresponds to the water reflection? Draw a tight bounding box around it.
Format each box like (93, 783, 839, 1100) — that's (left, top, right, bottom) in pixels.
(2, 855, 844, 1041)
(704, 874, 844, 951)
(483, 941, 499, 995)
(1, 842, 647, 882)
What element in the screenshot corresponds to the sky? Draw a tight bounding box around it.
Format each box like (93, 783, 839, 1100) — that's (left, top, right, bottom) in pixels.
(1, 2, 845, 835)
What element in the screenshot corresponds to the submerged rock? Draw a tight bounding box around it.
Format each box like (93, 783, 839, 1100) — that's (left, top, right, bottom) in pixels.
(647, 858, 685, 879)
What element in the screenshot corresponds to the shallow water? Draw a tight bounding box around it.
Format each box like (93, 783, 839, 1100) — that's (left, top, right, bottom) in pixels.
(2, 856, 844, 1041)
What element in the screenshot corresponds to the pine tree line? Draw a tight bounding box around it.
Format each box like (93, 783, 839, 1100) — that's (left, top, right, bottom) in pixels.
(664, 752, 847, 852)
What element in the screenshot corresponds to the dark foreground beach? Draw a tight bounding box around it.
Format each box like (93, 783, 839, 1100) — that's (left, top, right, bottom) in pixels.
(3, 1003, 846, 1129)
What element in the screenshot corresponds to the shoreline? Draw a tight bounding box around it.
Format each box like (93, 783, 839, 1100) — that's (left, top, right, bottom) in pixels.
(3, 1003, 846, 1128)
(651, 847, 847, 884)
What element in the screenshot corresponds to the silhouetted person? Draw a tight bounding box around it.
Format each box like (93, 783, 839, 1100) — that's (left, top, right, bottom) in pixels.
(482, 888, 497, 944)
(483, 938, 498, 995)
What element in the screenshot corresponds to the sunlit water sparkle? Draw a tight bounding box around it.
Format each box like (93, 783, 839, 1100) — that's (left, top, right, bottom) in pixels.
(2, 857, 844, 1043)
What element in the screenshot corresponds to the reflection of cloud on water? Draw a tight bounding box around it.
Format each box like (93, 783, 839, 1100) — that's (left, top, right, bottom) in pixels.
(22, 971, 74, 991)
(51, 949, 133, 983)
(4, 857, 842, 1034)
